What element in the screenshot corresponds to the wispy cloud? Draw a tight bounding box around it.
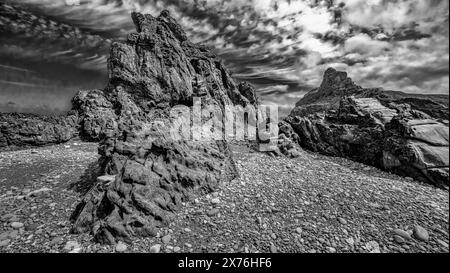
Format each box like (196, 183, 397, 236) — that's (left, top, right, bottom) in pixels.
(0, 0, 448, 115)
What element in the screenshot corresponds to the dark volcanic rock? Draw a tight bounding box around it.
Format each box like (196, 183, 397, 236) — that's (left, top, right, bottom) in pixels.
(277, 120, 301, 158)
(71, 89, 118, 141)
(0, 90, 118, 149)
(283, 68, 449, 187)
(69, 11, 255, 244)
(295, 68, 380, 108)
(0, 113, 78, 150)
(0, 9, 262, 245)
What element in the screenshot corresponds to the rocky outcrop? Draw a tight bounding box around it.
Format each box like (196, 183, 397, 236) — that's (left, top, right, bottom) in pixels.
(283, 68, 449, 187)
(383, 116, 449, 186)
(295, 68, 382, 109)
(0, 10, 263, 244)
(0, 113, 78, 150)
(0, 90, 119, 149)
(71, 89, 118, 142)
(68, 11, 257, 244)
(0, 87, 139, 149)
(277, 120, 301, 158)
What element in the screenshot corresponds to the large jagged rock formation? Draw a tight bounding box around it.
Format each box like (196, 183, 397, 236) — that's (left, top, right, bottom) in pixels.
(68, 11, 257, 244)
(282, 68, 449, 187)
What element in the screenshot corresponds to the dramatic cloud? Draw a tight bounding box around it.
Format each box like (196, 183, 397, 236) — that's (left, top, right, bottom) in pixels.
(0, 0, 448, 115)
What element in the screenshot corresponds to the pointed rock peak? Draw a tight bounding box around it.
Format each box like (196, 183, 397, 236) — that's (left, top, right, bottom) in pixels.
(107, 11, 254, 109)
(159, 9, 171, 18)
(319, 67, 360, 93)
(130, 11, 156, 33)
(294, 68, 363, 107)
(130, 10, 187, 41)
(323, 67, 347, 82)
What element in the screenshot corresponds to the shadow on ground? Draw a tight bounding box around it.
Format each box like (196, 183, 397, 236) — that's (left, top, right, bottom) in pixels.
(69, 161, 102, 195)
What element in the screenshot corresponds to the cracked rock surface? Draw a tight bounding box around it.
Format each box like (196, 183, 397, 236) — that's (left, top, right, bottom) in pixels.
(68, 10, 256, 244)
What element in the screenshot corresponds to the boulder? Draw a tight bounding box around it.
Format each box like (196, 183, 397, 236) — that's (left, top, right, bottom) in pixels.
(384, 116, 449, 186)
(277, 120, 302, 158)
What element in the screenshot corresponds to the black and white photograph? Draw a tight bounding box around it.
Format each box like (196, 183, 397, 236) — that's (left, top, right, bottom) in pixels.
(0, 0, 448, 267)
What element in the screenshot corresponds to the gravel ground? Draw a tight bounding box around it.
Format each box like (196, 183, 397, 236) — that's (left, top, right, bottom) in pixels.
(0, 141, 448, 253)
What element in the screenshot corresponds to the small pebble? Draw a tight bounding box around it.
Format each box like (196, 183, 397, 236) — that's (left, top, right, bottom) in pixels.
(393, 229, 411, 240)
(10, 222, 24, 229)
(270, 245, 277, 253)
(413, 225, 429, 242)
(394, 235, 405, 244)
(150, 244, 161, 253)
(115, 242, 127, 252)
(162, 235, 171, 244)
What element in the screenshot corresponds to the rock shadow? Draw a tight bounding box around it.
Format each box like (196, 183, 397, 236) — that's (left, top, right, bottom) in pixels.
(69, 160, 102, 195)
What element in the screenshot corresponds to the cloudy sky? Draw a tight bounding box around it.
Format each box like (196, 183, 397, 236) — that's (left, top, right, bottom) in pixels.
(0, 0, 448, 115)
